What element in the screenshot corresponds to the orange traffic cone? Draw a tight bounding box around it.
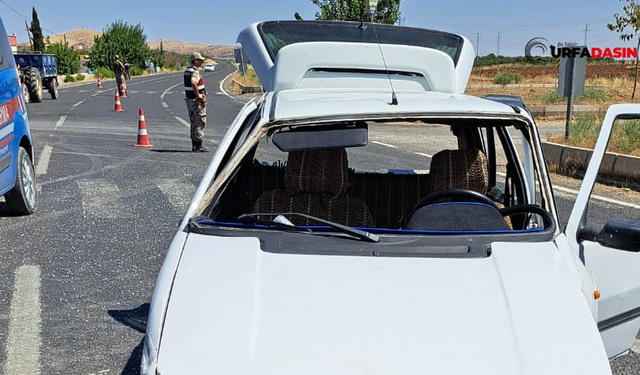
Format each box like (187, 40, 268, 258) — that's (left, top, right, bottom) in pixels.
(114, 89, 124, 112)
(120, 81, 127, 97)
(97, 77, 102, 88)
(134, 107, 152, 147)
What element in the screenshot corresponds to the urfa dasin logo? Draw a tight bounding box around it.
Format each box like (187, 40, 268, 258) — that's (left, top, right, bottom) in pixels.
(525, 37, 638, 60)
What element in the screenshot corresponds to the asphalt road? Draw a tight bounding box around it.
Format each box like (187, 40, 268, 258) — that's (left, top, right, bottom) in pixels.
(0, 63, 638, 374)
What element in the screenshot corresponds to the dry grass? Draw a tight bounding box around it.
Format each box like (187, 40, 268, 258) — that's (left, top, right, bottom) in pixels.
(232, 65, 261, 90)
(547, 115, 640, 156)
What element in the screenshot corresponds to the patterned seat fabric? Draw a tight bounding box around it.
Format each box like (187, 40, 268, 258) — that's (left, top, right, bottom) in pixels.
(429, 148, 512, 228)
(430, 149, 489, 194)
(251, 149, 375, 227)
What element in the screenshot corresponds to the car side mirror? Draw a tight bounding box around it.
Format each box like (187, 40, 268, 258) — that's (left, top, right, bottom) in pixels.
(578, 220, 640, 252)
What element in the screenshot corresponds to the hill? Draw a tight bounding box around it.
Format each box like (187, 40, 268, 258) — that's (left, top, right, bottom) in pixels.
(19, 28, 101, 50)
(148, 40, 234, 59)
(18, 28, 234, 59)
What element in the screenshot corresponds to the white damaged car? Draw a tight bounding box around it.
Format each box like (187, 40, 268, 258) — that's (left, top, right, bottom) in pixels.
(142, 21, 640, 375)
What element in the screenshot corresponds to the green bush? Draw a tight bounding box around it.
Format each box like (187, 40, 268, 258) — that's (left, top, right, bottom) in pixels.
(64, 74, 75, 83)
(570, 114, 601, 145)
(579, 87, 609, 102)
(493, 72, 523, 85)
(129, 66, 143, 76)
(534, 90, 565, 103)
(615, 119, 640, 153)
(75, 73, 85, 81)
(94, 66, 114, 79)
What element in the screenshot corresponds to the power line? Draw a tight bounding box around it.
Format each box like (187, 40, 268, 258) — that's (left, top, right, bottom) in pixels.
(0, 0, 57, 35)
(424, 17, 611, 31)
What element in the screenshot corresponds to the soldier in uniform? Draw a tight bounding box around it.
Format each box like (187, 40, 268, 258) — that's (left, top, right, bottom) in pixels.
(113, 55, 126, 96)
(184, 52, 208, 152)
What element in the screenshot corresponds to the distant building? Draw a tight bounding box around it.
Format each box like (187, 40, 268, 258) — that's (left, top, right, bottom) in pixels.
(8, 34, 17, 53)
(72, 42, 91, 51)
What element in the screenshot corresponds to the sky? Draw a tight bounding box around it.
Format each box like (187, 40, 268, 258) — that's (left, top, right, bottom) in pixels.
(0, 0, 636, 57)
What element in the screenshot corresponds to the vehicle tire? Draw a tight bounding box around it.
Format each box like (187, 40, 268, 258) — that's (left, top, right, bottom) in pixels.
(22, 82, 30, 104)
(24, 67, 43, 103)
(49, 77, 59, 99)
(5, 147, 36, 215)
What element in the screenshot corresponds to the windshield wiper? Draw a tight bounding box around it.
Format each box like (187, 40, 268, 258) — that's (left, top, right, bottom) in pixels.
(237, 213, 380, 243)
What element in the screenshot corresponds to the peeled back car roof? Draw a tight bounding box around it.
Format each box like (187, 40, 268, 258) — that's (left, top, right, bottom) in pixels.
(265, 90, 519, 124)
(237, 21, 475, 94)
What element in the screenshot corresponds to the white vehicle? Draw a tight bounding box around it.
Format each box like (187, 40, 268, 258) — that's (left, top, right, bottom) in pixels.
(203, 63, 216, 72)
(142, 21, 640, 375)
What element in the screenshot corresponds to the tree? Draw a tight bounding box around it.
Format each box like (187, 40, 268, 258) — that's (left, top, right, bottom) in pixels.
(304, 0, 402, 24)
(89, 20, 152, 70)
(608, 0, 640, 99)
(46, 41, 79, 75)
(30, 7, 45, 52)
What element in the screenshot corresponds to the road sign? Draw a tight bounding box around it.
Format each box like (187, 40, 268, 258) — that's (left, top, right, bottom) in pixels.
(368, 0, 377, 15)
(234, 48, 247, 74)
(558, 46, 588, 138)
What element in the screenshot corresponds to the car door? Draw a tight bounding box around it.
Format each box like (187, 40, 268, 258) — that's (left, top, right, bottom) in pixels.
(564, 104, 640, 359)
(0, 21, 19, 194)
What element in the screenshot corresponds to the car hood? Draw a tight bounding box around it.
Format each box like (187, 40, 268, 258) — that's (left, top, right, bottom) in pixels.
(157, 233, 610, 375)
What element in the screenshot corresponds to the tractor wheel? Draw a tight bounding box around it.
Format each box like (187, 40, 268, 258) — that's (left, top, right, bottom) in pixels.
(24, 67, 43, 103)
(22, 82, 30, 104)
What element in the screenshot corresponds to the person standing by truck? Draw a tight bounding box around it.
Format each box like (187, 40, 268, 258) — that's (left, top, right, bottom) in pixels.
(113, 55, 126, 96)
(184, 52, 208, 152)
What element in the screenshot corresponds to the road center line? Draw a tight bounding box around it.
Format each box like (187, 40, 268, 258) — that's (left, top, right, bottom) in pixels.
(372, 140, 398, 149)
(175, 116, 190, 128)
(161, 82, 183, 111)
(414, 152, 433, 158)
(55, 115, 67, 128)
(4, 265, 42, 375)
(35, 145, 52, 176)
(72, 100, 84, 108)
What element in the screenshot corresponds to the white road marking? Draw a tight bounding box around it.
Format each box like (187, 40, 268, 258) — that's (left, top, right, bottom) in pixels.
(372, 140, 398, 149)
(4, 265, 42, 375)
(91, 92, 100, 97)
(146, 91, 158, 94)
(175, 116, 190, 128)
(35, 145, 52, 176)
(72, 100, 84, 108)
(78, 179, 131, 219)
(161, 82, 183, 111)
(55, 115, 67, 128)
(414, 152, 433, 158)
(219, 68, 246, 104)
(156, 178, 196, 212)
(78, 89, 87, 93)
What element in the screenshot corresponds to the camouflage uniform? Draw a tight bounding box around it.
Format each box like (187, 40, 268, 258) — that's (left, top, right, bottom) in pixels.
(113, 56, 125, 96)
(184, 55, 207, 151)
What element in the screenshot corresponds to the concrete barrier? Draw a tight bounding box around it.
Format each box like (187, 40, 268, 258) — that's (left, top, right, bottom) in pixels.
(543, 141, 640, 188)
(529, 104, 606, 118)
(231, 79, 262, 94)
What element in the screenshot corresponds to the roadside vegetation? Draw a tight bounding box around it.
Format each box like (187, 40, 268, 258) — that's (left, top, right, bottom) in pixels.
(493, 72, 522, 85)
(232, 65, 261, 90)
(532, 87, 610, 104)
(548, 115, 640, 156)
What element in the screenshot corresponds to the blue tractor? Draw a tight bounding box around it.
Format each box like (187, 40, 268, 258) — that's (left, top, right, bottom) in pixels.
(14, 52, 58, 103)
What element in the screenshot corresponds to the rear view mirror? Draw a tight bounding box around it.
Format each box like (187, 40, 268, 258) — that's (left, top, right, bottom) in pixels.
(579, 219, 640, 252)
(272, 122, 368, 152)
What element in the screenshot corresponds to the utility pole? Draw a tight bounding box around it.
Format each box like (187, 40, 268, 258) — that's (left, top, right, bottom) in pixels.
(497, 32, 501, 65)
(584, 23, 590, 46)
(25, 20, 32, 51)
(475, 33, 480, 56)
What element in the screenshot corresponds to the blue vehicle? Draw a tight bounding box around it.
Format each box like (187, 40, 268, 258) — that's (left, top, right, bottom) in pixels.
(14, 52, 58, 103)
(0, 16, 36, 215)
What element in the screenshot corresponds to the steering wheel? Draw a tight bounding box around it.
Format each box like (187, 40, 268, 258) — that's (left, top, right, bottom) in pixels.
(498, 204, 554, 230)
(411, 189, 498, 214)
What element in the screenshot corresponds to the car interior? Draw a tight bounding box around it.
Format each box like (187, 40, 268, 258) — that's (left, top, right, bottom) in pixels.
(207, 119, 553, 234)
